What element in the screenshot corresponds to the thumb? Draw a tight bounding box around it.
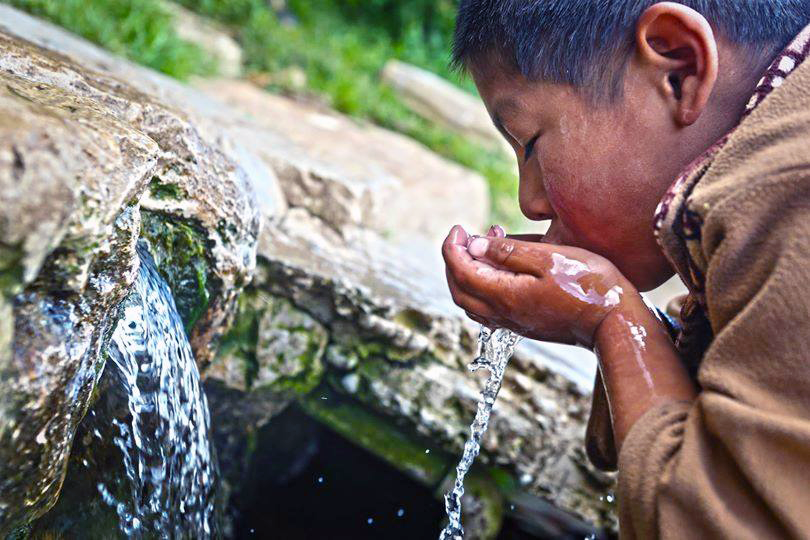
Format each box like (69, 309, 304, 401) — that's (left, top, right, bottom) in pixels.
(467, 236, 551, 276)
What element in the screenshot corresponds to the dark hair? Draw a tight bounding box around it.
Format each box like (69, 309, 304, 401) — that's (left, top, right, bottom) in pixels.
(453, 0, 810, 99)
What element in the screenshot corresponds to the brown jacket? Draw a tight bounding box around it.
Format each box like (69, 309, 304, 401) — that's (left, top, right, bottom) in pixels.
(618, 31, 810, 539)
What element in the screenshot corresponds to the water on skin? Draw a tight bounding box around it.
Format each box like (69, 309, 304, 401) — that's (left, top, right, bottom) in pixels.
(439, 326, 522, 539)
(92, 242, 219, 538)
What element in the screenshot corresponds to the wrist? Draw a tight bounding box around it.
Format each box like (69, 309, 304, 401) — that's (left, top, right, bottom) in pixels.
(592, 287, 654, 352)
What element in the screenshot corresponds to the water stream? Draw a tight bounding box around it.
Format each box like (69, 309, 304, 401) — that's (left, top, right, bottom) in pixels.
(93, 242, 219, 538)
(439, 326, 522, 539)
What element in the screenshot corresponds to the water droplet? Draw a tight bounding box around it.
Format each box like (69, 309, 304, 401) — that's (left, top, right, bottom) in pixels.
(250, 529, 255, 534)
(317, 476, 324, 484)
(425, 449, 430, 454)
(509, 504, 515, 511)
(397, 508, 405, 517)
(320, 395, 328, 400)
(367, 517, 374, 525)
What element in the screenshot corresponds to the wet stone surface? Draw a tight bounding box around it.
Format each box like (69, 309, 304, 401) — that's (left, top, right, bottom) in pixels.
(29, 245, 220, 538)
(0, 20, 258, 533)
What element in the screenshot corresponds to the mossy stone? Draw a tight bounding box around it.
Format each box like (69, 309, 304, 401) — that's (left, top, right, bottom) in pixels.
(253, 296, 327, 396)
(139, 211, 214, 333)
(300, 388, 450, 486)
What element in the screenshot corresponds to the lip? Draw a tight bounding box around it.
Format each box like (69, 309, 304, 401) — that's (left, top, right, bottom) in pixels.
(543, 224, 565, 246)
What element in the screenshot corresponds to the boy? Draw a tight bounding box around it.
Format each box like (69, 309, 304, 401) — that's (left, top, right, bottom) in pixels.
(441, 1, 810, 537)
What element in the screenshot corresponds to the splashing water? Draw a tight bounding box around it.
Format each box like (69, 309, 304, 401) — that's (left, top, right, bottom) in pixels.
(93, 242, 219, 537)
(439, 326, 522, 539)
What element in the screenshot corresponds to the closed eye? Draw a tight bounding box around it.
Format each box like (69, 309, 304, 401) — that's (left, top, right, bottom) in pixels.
(523, 134, 541, 162)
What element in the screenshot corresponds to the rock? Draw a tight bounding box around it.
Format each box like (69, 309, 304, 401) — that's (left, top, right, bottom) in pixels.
(248, 66, 307, 91)
(161, 1, 243, 78)
(255, 296, 328, 395)
(0, 5, 287, 223)
(213, 207, 617, 529)
(382, 60, 510, 156)
(194, 79, 490, 249)
(0, 10, 261, 532)
(0, 6, 263, 364)
(0, 70, 156, 532)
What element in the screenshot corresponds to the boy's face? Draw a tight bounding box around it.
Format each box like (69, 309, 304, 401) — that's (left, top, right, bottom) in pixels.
(471, 61, 694, 291)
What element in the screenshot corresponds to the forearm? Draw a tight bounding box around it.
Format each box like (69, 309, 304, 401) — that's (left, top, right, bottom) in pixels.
(594, 293, 697, 450)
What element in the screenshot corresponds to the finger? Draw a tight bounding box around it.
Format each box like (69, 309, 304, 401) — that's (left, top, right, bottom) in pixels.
(465, 311, 490, 326)
(446, 269, 495, 317)
(442, 225, 471, 266)
(445, 225, 469, 247)
(467, 236, 553, 276)
(444, 233, 509, 292)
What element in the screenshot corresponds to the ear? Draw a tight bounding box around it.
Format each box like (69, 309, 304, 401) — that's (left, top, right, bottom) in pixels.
(635, 2, 719, 126)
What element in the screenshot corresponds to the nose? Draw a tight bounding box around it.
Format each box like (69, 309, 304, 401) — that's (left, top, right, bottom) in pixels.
(518, 163, 554, 222)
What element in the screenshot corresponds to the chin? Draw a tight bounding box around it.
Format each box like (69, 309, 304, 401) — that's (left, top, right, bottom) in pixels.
(621, 258, 677, 292)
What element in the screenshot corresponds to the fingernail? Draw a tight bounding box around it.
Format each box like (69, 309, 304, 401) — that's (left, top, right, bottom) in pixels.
(468, 237, 489, 258)
(493, 225, 505, 238)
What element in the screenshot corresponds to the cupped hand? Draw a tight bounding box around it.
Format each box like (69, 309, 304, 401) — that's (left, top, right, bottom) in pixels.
(442, 225, 638, 348)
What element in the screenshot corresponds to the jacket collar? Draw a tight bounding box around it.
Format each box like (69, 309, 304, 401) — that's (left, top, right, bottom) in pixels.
(653, 24, 810, 299)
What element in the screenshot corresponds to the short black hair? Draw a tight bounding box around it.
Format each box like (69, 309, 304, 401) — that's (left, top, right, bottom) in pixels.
(453, 0, 810, 99)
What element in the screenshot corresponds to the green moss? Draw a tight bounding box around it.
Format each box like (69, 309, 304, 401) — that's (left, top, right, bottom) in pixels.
(393, 309, 433, 333)
(301, 386, 450, 486)
(355, 356, 389, 381)
(255, 296, 326, 396)
(139, 211, 214, 333)
(266, 351, 324, 396)
(487, 466, 520, 496)
(218, 290, 262, 386)
(340, 335, 425, 365)
(219, 292, 326, 395)
(148, 177, 188, 201)
(0, 244, 24, 297)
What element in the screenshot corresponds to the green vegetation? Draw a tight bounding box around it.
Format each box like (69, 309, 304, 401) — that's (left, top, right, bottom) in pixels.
(6, 0, 520, 225)
(5, 0, 216, 79)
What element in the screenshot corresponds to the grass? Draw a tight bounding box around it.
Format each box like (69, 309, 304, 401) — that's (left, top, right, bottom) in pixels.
(4, 0, 215, 79)
(6, 0, 521, 227)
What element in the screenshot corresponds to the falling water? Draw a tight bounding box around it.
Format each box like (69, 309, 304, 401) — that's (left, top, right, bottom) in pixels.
(439, 326, 522, 540)
(92, 242, 219, 538)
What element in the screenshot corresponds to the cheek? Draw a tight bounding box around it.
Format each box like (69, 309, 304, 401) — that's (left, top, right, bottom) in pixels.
(539, 137, 614, 235)
(539, 132, 649, 253)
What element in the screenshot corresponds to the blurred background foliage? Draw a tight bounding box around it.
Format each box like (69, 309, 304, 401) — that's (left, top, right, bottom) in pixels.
(6, 0, 520, 227)
(5, 0, 216, 78)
